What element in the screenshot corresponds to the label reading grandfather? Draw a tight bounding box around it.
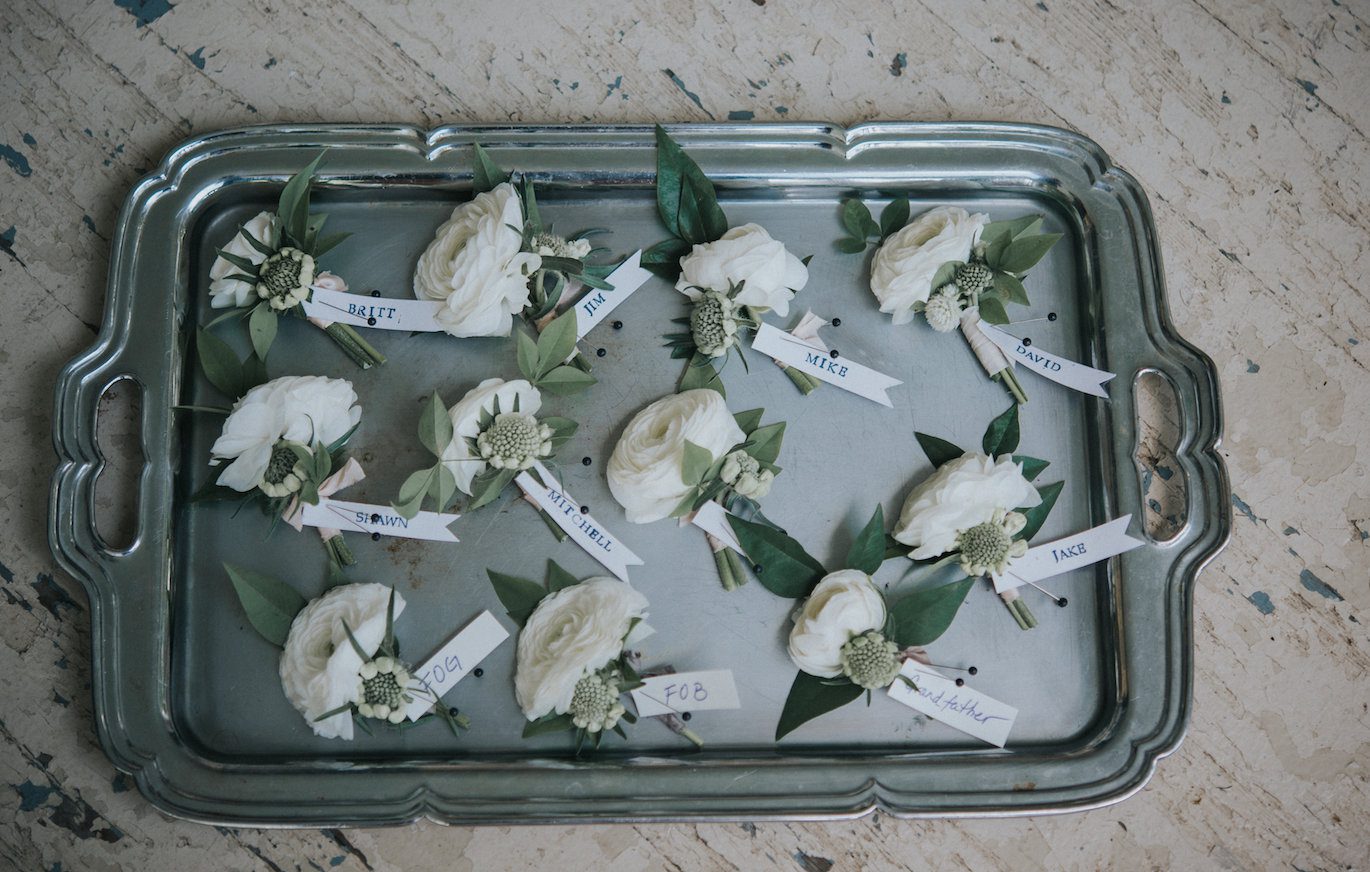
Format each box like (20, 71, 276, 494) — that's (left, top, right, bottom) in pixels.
(750, 323, 902, 407)
(515, 462, 644, 582)
(630, 670, 740, 718)
(887, 661, 1017, 747)
(403, 611, 510, 721)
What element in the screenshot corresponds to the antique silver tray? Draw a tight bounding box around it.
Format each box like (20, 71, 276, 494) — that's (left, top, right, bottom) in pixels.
(50, 123, 1229, 825)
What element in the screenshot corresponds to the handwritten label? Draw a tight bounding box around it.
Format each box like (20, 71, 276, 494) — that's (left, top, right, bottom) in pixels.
(750, 323, 902, 407)
(887, 661, 1017, 747)
(688, 500, 744, 553)
(515, 462, 643, 582)
(978, 322, 1115, 398)
(574, 250, 652, 339)
(630, 670, 740, 718)
(995, 515, 1144, 593)
(297, 498, 460, 542)
(403, 611, 510, 721)
(302, 287, 447, 332)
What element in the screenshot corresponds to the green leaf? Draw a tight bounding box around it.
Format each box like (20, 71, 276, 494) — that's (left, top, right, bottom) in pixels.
(195, 327, 244, 398)
(998, 233, 1062, 274)
(224, 563, 307, 648)
(510, 329, 538, 383)
(537, 365, 597, 396)
(241, 351, 269, 391)
(681, 439, 714, 486)
(521, 712, 575, 738)
(468, 467, 517, 510)
(888, 577, 975, 648)
(428, 462, 457, 510)
(981, 404, 1020, 456)
(546, 560, 579, 592)
(834, 236, 868, 254)
(277, 152, 324, 246)
(977, 296, 1010, 325)
(726, 515, 826, 598)
(246, 303, 277, 362)
(542, 416, 579, 451)
(993, 271, 1030, 306)
(215, 249, 261, 275)
(879, 197, 910, 239)
(914, 432, 964, 468)
(775, 671, 864, 740)
(744, 421, 785, 466)
(654, 125, 727, 244)
(733, 408, 764, 435)
(488, 569, 547, 626)
(394, 467, 436, 519)
(1012, 455, 1050, 482)
(417, 391, 453, 457)
(313, 231, 349, 259)
(521, 175, 541, 231)
(983, 230, 1012, 272)
(844, 505, 886, 575)
(641, 236, 693, 279)
(535, 311, 579, 378)
(471, 143, 509, 194)
(1017, 480, 1064, 541)
(679, 353, 725, 396)
(841, 198, 873, 239)
(931, 260, 959, 290)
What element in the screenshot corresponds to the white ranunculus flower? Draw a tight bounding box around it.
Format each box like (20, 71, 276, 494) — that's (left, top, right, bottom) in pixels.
(440, 377, 543, 495)
(209, 375, 362, 492)
(607, 389, 745, 524)
(675, 223, 809, 317)
(891, 452, 1042, 560)
(209, 211, 280, 309)
(413, 183, 542, 338)
(279, 583, 403, 740)
(787, 570, 887, 678)
(514, 578, 649, 721)
(870, 206, 989, 324)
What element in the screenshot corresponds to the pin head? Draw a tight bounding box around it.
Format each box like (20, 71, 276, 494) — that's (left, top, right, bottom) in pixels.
(367, 317, 377, 326)
(831, 317, 842, 327)
(579, 505, 590, 515)
(829, 349, 840, 358)
(596, 348, 607, 358)
(1057, 597, 1069, 608)
(1047, 312, 1058, 322)
(612, 320, 624, 330)
(370, 532, 381, 541)
(968, 666, 978, 676)
(955, 678, 965, 687)
(581, 456, 592, 466)
(370, 289, 382, 298)
(1022, 337, 1032, 347)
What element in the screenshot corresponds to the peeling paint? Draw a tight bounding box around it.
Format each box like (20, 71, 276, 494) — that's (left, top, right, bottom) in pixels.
(0, 143, 32, 177)
(728, 110, 755, 121)
(1246, 359, 1260, 373)
(113, 0, 173, 27)
(1299, 569, 1343, 602)
(795, 851, 835, 872)
(1247, 591, 1275, 614)
(1233, 493, 1263, 525)
(186, 46, 207, 69)
(890, 52, 907, 76)
(662, 68, 710, 116)
(32, 574, 83, 619)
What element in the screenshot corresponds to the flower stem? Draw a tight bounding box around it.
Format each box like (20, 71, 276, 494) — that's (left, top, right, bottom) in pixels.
(723, 546, 749, 588)
(706, 535, 739, 591)
(993, 367, 1028, 405)
(1001, 591, 1038, 630)
(325, 534, 355, 569)
(522, 493, 569, 542)
(323, 323, 387, 369)
(782, 365, 821, 395)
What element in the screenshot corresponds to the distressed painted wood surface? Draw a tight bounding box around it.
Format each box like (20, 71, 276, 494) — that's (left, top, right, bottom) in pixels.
(2, 0, 1367, 868)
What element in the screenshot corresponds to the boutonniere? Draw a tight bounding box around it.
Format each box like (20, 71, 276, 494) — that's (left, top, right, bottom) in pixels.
(710, 505, 974, 738)
(222, 571, 468, 740)
(838, 201, 1061, 403)
(487, 563, 699, 751)
(890, 404, 1062, 630)
(206, 153, 385, 369)
(186, 338, 363, 569)
(607, 388, 785, 590)
(644, 126, 818, 395)
(413, 145, 616, 366)
(392, 320, 586, 524)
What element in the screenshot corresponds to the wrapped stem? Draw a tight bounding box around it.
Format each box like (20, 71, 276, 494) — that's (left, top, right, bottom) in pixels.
(324, 533, 355, 569)
(782, 365, 822, 395)
(629, 656, 705, 748)
(521, 492, 569, 543)
(1000, 588, 1038, 630)
(993, 367, 1028, 405)
(323, 323, 387, 369)
(705, 533, 740, 591)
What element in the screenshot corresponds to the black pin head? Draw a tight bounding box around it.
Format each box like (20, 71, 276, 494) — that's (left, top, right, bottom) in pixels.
(579, 505, 590, 515)
(370, 513, 381, 523)
(581, 456, 592, 466)
(370, 289, 382, 298)
(448, 706, 460, 717)
(473, 667, 484, 678)
(955, 678, 965, 687)
(612, 320, 624, 330)
(967, 666, 978, 676)
(1057, 597, 1069, 608)
(1022, 337, 1032, 347)
(596, 347, 607, 358)
(1047, 312, 1058, 322)
(370, 532, 381, 541)
(829, 348, 840, 358)
(366, 317, 377, 326)
(831, 317, 842, 327)
(681, 712, 692, 721)
(752, 564, 764, 574)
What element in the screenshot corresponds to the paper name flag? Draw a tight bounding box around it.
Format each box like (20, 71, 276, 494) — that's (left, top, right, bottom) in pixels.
(978, 321, 1115, 398)
(887, 661, 1018, 747)
(630, 670, 741, 718)
(302, 287, 447, 332)
(750, 323, 901, 407)
(688, 500, 744, 553)
(515, 462, 643, 582)
(995, 515, 1144, 594)
(297, 497, 460, 542)
(574, 251, 652, 339)
(403, 611, 510, 721)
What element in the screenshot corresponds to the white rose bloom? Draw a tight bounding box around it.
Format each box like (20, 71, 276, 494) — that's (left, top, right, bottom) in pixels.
(675, 223, 809, 317)
(891, 452, 1042, 560)
(787, 570, 887, 678)
(440, 377, 543, 495)
(413, 182, 542, 337)
(869, 206, 989, 324)
(514, 578, 649, 721)
(607, 389, 745, 524)
(209, 211, 279, 309)
(209, 375, 362, 492)
(279, 583, 403, 740)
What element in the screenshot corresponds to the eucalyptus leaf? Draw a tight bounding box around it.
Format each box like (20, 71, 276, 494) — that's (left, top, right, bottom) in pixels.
(981, 404, 1020, 456)
(931, 260, 959, 290)
(1017, 480, 1064, 541)
(537, 365, 597, 396)
(844, 505, 886, 575)
(418, 391, 453, 457)
(535, 311, 579, 378)
(681, 440, 714, 486)
(834, 236, 868, 254)
(313, 231, 349, 259)
(195, 327, 244, 399)
(488, 569, 548, 627)
(542, 416, 579, 451)
(241, 351, 269, 391)
(879, 197, 910, 239)
(472, 143, 509, 194)
(641, 236, 693, 279)
(394, 467, 436, 519)
(224, 563, 307, 648)
(679, 353, 725, 396)
(998, 233, 1062, 275)
(983, 230, 1011, 271)
(977, 296, 1010, 325)
(468, 467, 517, 510)
(744, 421, 785, 466)
(247, 303, 277, 362)
(521, 712, 576, 738)
(546, 560, 579, 592)
(428, 462, 457, 510)
(726, 515, 826, 598)
(993, 271, 1030, 306)
(914, 432, 964, 468)
(888, 577, 974, 648)
(775, 671, 864, 740)
(733, 408, 764, 435)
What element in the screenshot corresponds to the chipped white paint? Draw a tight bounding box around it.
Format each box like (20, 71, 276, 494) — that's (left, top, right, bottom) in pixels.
(1, 0, 1366, 869)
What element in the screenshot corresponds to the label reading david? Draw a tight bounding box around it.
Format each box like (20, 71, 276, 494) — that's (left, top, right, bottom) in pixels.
(978, 322, 1116, 398)
(995, 515, 1143, 594)
(630, 670, 740, 718)
(403, 611, 510, 721)
(574, 250, 652, 339)
(515, 462, 644, 582)
(297, 498, 460, 542)
(887, 661, 1017, 747)
(751, 323, 902, 407)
